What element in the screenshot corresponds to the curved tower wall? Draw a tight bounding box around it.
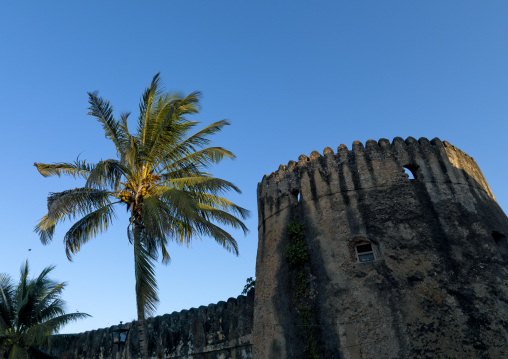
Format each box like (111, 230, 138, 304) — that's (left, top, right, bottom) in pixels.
(253, 137, 508, 359)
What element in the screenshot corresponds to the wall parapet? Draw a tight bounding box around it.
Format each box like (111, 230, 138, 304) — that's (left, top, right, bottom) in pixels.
(49, 289, 254, 359)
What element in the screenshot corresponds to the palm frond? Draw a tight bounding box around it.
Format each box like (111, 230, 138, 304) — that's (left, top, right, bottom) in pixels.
(118, 112, 133, 165)
(145, 199, 196, 247)
(138, 73, 163, 145)
(139, 197, 173, 264)
(34, 158, 93, 179)
(194, 193, 250, 219)
(155, 187, 198, 213)
(84, 159, 126, 190)
(157, 120, 230, 164)
(190, 218, 239, 255)
(154, 194, 241, 254)
(151, 183, 249, 220)
(124, 134, 141, 174)
(144, 92, 200, 163)
(158, 177, 242, 195)
(35, 188, 113, 245)
(15, 262, 32, 329)
(28, 313, 91, 341)
(36, 299, 66, 325)
(63, 202, 117, 260)
(139, 198, 165, 245)
(196, 204, 249, 234)
(127, 224, 134, 244)
(182, 119, 230, 147)
(87, 91, 125, 155)
(158, 147, 235, 176)
(33, 217, 55, 245)
(0, 274, 15, 330)
(158, 163, 208, 180)
(33, 283, 65, 320)
(46, 187, 111, 216)
(141, 189, 246, 253)
(133, 230, 159, 317)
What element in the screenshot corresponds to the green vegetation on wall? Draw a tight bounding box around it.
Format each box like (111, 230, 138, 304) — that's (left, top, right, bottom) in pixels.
(284, 220, 320, 359)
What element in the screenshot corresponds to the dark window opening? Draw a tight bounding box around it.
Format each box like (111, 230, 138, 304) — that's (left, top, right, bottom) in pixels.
(356, 243, 375, 262)
(403, 164, 422, 181)
(492, 231, 508, 262)
(290, 189, 300, 205)
(492, 231, 506, 242)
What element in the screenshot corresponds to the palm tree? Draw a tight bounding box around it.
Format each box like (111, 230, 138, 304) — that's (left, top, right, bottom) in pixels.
(0, 261, 90, 359)
(34, 73, 249, 359)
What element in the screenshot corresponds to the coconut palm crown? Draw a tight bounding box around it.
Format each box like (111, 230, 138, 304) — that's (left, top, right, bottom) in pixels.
(0, 261, 90, 359)
(34, 73, 249, 358)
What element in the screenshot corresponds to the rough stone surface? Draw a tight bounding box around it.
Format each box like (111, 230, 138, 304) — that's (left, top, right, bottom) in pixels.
(254, 137, 508, 359)
(48, 290, 254, 359)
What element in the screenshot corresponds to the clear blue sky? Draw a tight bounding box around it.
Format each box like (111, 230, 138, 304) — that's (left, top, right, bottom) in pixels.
(1, 1, 507, 334)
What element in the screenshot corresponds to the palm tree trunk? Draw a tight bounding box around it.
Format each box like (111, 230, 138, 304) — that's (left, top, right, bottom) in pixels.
(134, 226, 150, 359)
(136, 303, 149, 359)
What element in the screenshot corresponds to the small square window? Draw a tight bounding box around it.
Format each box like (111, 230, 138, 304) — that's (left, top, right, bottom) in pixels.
(356, 243, 375, 262)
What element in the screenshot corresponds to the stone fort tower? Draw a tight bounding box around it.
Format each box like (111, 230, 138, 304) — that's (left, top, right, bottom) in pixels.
(253, 137, 508, 359)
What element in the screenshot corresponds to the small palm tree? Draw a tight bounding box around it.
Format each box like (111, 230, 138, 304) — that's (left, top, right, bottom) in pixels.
(0, 261, 89, 359)
(34, 73, 249, 359)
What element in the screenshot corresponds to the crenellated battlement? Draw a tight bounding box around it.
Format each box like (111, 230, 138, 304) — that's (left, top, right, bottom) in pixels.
(260, 137, 477, 183)
(257, 137, 494, 223)
(261, 137, 432, 182)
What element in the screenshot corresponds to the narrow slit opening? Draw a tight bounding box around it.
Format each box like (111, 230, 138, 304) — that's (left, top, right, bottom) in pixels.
(290, 189, 300, 205)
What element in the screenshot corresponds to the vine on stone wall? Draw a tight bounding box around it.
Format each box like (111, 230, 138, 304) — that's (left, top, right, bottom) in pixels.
(284, 220, 320, 359)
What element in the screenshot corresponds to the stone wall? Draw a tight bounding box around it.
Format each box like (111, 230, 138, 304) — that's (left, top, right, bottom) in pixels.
(254, 137, 508, 358)
(49, 290, 254, 359)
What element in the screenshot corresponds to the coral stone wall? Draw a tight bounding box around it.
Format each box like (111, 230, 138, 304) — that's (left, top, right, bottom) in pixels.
(49, 290, 254, 359)
(254, 137, 508, 359)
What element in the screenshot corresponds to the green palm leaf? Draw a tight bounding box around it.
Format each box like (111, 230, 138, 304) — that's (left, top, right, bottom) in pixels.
(87, 91, 126, 156)
(34, 158, 93, 179)
(0, 274, 15, 330)
(144, 92, 200, 163)
(0, 262, 90, 359)
(159, 147, 236, 175)
(63, 202, 117, 260)
(134, 232, 159, 317)
(158, 120, 232, 164)
(84, 159, 127, 190)
(138, 73, 163, 145)
(159, 177, 241, 195)
(34, 188, 113, 245)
